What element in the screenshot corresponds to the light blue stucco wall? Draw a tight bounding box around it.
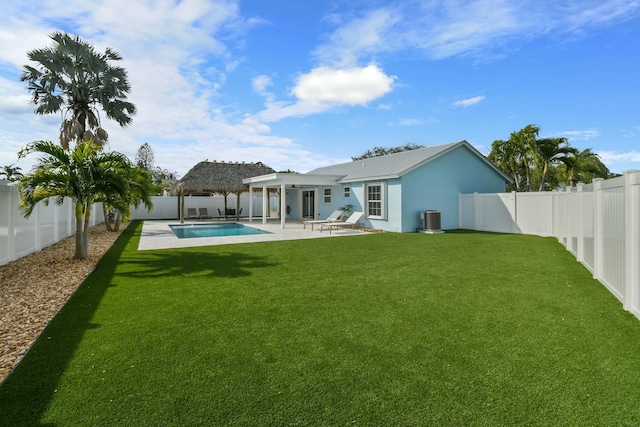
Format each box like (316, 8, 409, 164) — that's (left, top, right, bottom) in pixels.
(361, 178, 403, 232)
(286, 185, 359, 220)
(400, 145, 508, 231)
(284, 187, 299, 218)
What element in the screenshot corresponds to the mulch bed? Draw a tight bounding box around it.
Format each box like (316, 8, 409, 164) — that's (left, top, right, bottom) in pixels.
(0, 224, 127, 383)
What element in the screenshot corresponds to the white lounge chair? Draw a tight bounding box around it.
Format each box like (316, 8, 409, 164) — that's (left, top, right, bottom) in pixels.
(303, 210, 342, 230)
(198, 208, 211, 219)
(320, 211, 364, 234)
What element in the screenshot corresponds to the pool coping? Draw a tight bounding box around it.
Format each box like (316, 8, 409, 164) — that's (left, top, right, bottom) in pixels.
(138, 219, 371, 250)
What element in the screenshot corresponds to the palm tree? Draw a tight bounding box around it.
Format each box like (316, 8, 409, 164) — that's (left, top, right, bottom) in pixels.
(18, 140, 133, 259)
(532, 137, 576, 191)
(511, 124, 540, 191)
(21, 32, 135, 149)
(558, 148, 610, 187)
(488, 139, 521, 191)
(101, 166, 154, 232)
(0, 164, 24, 181)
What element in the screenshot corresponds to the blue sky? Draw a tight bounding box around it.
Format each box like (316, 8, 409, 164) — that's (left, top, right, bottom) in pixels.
(1, 0, 639, 177)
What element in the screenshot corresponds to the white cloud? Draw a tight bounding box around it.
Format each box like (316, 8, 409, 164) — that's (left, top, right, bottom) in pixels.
(314, 8, 401, 66)
(388, 118, 423, 126)
(557, 129, 601, 140)
(597, 150, 640, 162)
(313, 1, 640, 63)
(588, 149, 640, 174)
(256, 65, 395, 122)
(0, 78, 32, 115)
(252, 75, 273, 94)
(241, 117, 271, 134)
(453, 96, 485, 107)
(293, 65, 395, 105)
(561, 1, 640, 32)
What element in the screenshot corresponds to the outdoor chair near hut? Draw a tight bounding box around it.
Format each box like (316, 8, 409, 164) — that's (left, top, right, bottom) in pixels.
(216, 208, 236, 220)
(198, 208, 211, 219)
(187, 208, 199, 219)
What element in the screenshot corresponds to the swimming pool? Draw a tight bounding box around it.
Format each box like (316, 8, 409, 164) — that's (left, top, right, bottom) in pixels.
(169, 223, 271, 239)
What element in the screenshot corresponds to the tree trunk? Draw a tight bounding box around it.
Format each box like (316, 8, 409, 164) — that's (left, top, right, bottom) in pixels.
(74, 202, 85, 259)
(103, 205, 114, 232)
(81, 202, 91, 259)
(114, 211, 121, 231)
(509, 162, 520, 191)
(538, 164, 549, 191)
(235, 192, 241, 220)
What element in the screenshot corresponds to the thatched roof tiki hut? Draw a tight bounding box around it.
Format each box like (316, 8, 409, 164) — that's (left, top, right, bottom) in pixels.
(170, 161, 276, 222)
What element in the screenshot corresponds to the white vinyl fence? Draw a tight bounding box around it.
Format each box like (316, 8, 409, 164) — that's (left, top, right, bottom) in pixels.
(1, 184, 277, 266)
(0, 183, 105, 266)
(129, 194, 278, 220)
(459, 170, 640, 321)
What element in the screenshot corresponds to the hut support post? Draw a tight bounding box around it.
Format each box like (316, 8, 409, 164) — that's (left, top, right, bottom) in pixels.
(248, 185, 253, 222)
(235, 192, 241, 220)
(280, 183, 286, 229)
(262, 186, 268, 224)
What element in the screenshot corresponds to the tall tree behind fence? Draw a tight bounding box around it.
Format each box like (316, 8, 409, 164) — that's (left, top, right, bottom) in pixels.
(459, 170, 640, 321)
(0, 184, 104, 266)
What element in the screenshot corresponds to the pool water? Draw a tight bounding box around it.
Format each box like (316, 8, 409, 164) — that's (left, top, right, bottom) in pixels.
(169, 223, 271, 239)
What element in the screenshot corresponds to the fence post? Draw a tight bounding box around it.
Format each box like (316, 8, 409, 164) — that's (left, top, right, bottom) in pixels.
(35, 201, 42, 251)
(8, 185, 16, 262)
(510, 191, 517, 233)
(474, 192, 479, 231)
(592, 178, 604, 282)
(624, 171, 640, 314)
(552, 190, 559, 242)
(567, 185, 576, 253)
(458, 193, 462, 229)
(576, 183, 585, 264)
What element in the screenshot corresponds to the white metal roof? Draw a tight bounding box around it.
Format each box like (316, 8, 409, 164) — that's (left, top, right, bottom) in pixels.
(243, 141, 511, 186)
(242, 172, 343, 186)
(307, 140, 510, 183)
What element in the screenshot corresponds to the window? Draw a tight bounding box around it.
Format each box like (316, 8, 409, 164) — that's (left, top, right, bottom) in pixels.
(323, 188, 332, 203)
(343, 186, 351, 198)
(365, 183, 385, 219)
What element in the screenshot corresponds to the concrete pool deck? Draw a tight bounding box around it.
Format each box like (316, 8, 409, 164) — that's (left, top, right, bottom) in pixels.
(138, 219, 372, 250)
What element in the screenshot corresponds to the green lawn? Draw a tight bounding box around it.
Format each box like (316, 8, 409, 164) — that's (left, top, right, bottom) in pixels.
(2, 222, 640, 426)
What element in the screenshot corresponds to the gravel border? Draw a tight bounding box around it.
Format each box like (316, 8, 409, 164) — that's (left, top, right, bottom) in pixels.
(0, 223, 127, 383)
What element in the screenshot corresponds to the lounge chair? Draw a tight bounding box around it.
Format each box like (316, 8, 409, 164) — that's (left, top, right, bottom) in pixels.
(187, 208, 199, 219)
(320, 211, 364, 234)
(303, 210, 342, 230)
(199, 208, 211, 219)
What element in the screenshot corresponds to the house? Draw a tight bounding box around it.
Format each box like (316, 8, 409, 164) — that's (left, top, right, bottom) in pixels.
(243, 141, 511, 232)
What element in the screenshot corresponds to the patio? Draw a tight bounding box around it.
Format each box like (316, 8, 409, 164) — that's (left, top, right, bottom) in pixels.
(138, 219, 372, 250)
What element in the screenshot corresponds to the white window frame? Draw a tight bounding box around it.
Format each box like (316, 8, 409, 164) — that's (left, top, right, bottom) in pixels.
(343, 185, 351, 198)
(365, 182, 386, 220)
(323, 188, 332, 203)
